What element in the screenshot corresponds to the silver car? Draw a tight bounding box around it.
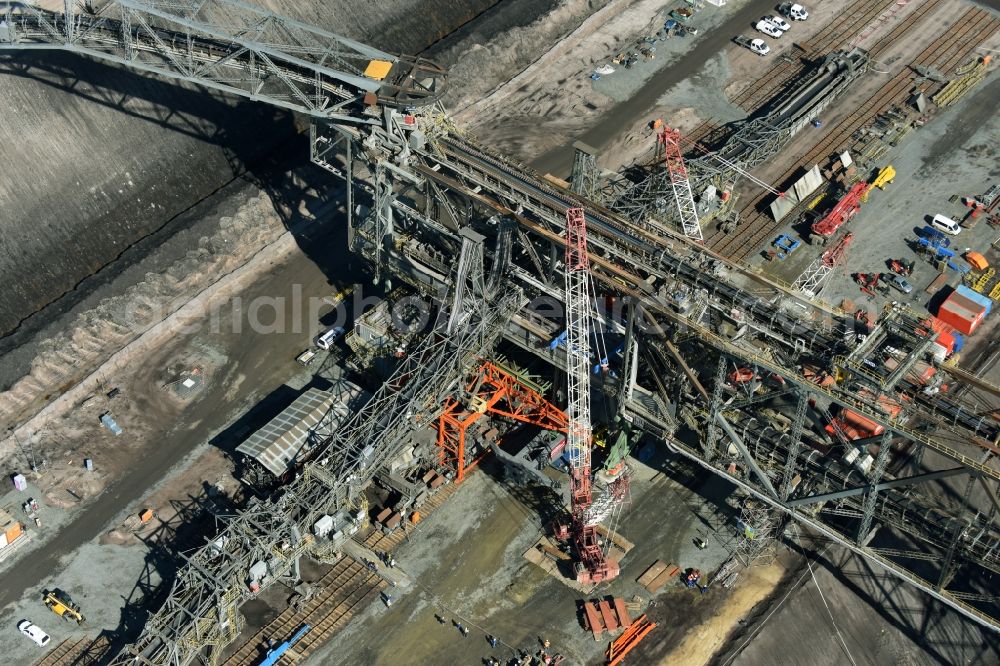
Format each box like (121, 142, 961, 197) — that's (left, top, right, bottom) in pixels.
(889, 275, 913, 294)
(766, 14, 791, 31)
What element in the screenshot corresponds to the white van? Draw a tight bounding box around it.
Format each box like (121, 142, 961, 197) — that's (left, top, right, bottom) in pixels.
(930, 214, 961, 236)
(315, 326, 345, 350)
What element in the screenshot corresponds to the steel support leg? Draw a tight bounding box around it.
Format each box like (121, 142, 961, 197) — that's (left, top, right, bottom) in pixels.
(373, 161, 394, 284)
(620, 301, 639, 409)
(937, 473, 976, 590)
(780, 391, 808, 500)
(704, 355, 728, 462)
(857, 430, 894, 541)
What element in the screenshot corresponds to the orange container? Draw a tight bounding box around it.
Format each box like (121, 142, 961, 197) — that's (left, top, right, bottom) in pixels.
(4, 521, 23, 543)
(839, 409, 884, 438)
(965, 251, 989, 271)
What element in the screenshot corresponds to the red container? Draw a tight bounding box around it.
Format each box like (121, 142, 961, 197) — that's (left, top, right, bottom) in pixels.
(938, 301, 985, 335)
(937, 291, 986, 335)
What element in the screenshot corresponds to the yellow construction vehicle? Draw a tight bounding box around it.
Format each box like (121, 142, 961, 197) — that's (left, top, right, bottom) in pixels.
(43, 589, 85, 625)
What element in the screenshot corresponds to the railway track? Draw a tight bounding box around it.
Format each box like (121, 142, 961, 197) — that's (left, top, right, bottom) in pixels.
(224, 559, 384, 666)
(708, 6, 999, 262)
(223, 481, 460, 666)
(32, 634, 111, 666)
(34, 637, 90, 666)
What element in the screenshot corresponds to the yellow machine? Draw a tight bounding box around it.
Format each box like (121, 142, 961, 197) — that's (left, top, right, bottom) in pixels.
(43, 589, 85, 625)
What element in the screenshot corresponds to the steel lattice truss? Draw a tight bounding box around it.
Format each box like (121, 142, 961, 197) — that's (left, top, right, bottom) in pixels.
(0, 0, 445, 121)
(793, 231, 854, 297)
(4, 6, 1000, 660)
(365, 128, 1000, 631)
(110, 283, 524, 666)
(606, 49, 869, 232)
(658, 126, 704, 241)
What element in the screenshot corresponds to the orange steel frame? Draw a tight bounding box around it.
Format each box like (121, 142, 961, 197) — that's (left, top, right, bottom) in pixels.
(437, 361, 568, 483)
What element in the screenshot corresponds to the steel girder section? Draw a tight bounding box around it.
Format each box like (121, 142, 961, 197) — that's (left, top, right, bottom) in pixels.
(667, 433, 1000, 630)
(857, 430, 894, 541)
(570, 141, 600, 200)
(0, 1, 446, 120)
(308, 287, 526, 510)
(114, 499, 301, 665)
(112, 287, 524, 665)
(438, 150, 993, 481)
(704, 355, 727, 462)
(713, 403, 1000, 577)
(787, 468, 970, 507)
(417, 140, 665, 280)
(447, 227, 487, 335)
(605, 51, 869, 233)
(437, 360, 568, 482)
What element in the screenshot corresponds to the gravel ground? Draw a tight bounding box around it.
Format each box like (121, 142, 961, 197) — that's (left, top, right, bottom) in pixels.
(310, 447, 762, 666)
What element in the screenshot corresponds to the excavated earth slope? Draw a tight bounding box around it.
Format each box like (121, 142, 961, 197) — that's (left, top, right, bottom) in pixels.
(0, 0, 564, 362)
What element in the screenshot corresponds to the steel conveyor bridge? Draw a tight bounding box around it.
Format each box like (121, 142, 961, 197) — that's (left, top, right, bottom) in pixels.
(2, 2, 999, 663)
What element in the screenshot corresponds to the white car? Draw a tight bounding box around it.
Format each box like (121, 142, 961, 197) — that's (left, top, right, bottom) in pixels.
(765, 14, 791, 31)
(755, 19, 783, 38)
(779, 3, 809, 21)
(314, 326, 346, 350)
(17, 620, 51, 647)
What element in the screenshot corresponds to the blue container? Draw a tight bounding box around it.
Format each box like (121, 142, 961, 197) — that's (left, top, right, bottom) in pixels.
(956, 284, 993, 315)
(952, 333, 965, 352)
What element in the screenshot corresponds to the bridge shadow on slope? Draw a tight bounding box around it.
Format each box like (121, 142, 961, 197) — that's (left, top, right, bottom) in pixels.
(753, 537, 1000, 666)
(0, 51, 351, 357)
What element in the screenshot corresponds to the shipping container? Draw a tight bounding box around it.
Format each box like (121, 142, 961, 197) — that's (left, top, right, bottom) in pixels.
(936, 329, 956, 354)
(4, 522, 23, 544)
(938, 300, 985, 334)
(956, 284, 993, 315)
(947, 290, 984, 314)
(937, 291, 986, 335)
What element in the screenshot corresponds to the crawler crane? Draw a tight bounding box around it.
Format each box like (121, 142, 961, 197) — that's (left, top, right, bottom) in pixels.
(556, 207, 619, 584)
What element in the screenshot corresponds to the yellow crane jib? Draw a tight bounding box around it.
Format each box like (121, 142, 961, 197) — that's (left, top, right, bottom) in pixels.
(861, 165, 895, 202)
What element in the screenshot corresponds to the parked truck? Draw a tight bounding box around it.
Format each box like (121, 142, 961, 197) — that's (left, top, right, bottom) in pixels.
(733, 35, 770, 56)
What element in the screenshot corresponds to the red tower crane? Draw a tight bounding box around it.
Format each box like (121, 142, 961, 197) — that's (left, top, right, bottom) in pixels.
(658, 127, 705, 241)
(559, 207, 620, 584)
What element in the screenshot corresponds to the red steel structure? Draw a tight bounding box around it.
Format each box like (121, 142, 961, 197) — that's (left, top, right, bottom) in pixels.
(561, 207, 619, 584)
(811, 181, 867, 239)
(657, 126, 704, 241)
(437, 361, 567, 484)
